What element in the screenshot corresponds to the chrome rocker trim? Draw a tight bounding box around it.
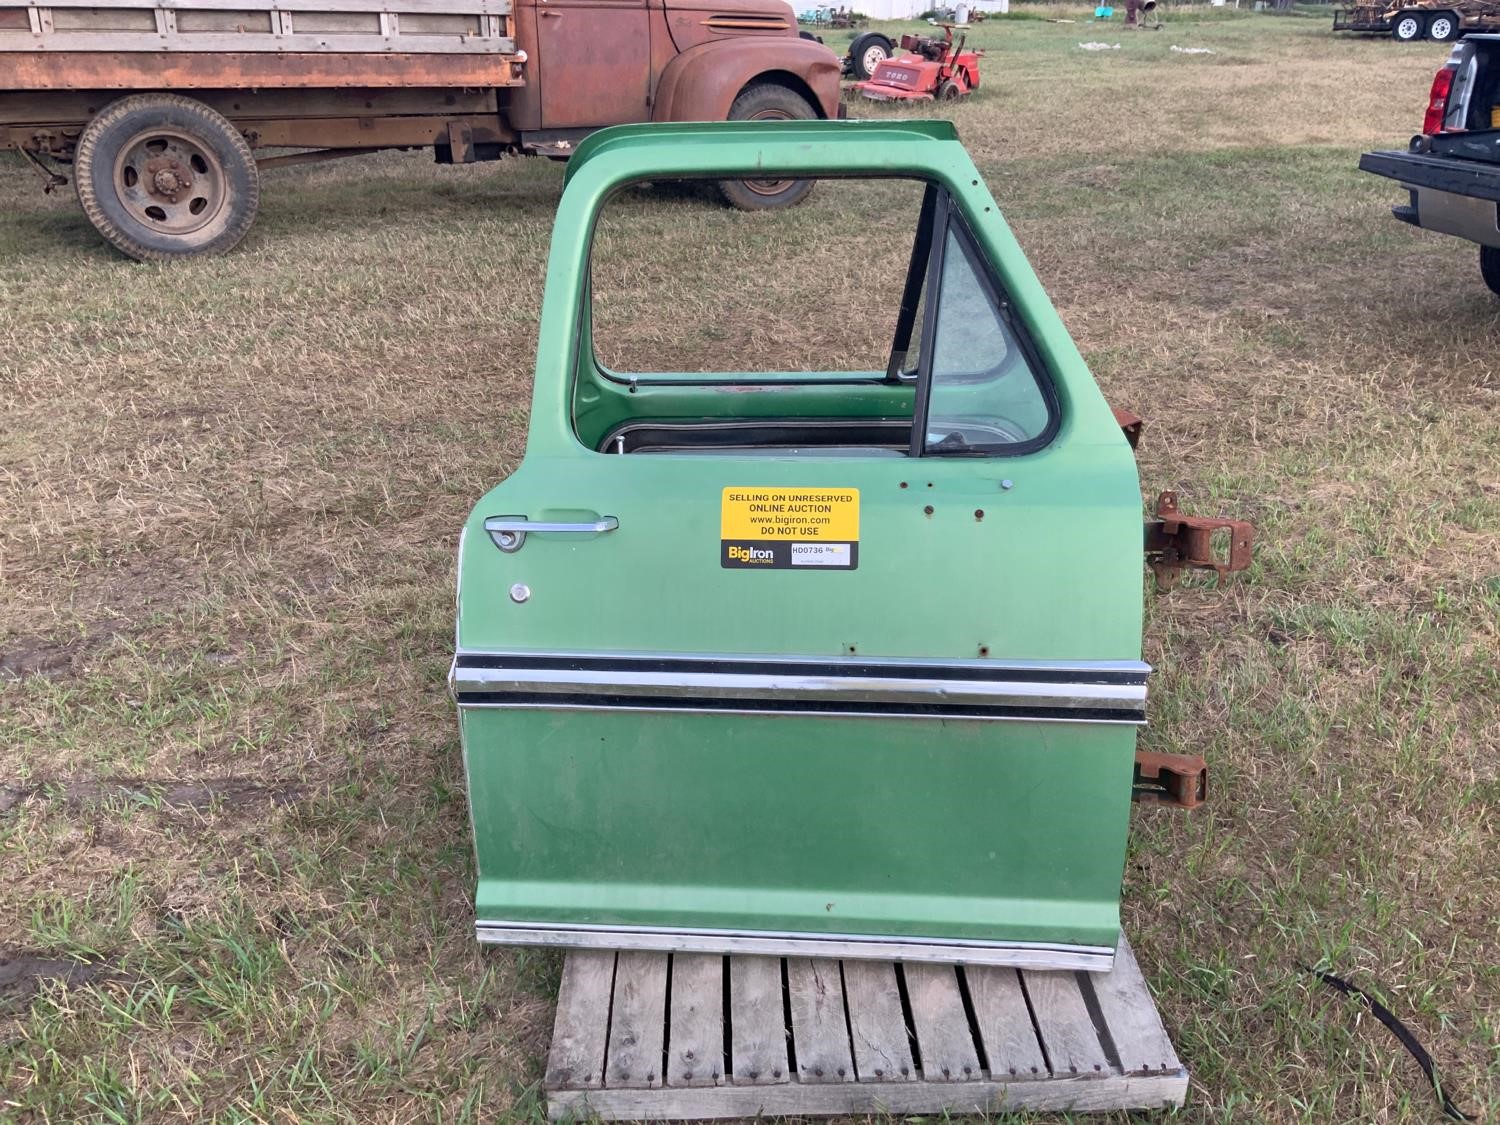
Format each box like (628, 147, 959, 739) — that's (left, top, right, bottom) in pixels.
(474, 919, 1116, 971)
(450, 651, 1149, 724)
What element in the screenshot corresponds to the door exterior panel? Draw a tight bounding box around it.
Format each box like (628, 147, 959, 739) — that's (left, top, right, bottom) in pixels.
(453, 122, 1148, 970)
(462, 708, 1135, 950)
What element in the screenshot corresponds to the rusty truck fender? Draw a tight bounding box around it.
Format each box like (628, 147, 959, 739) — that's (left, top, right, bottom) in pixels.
(652, 37, 843, 123)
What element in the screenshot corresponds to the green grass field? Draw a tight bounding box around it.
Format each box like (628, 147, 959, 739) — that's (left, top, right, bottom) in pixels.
(2, 8, 1497, 1122)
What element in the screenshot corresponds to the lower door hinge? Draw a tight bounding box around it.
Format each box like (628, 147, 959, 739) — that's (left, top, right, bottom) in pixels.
(1133, 750, 1208, 809)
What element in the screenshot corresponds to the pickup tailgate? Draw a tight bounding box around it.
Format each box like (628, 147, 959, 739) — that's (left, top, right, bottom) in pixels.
(1360, 149, 1500, 203)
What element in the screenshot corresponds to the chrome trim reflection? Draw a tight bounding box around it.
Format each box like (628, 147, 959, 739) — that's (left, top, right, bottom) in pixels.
(454, 665, 1143, 710)
(449, 652, 1148, 723)
(473, 919, 1115, 971)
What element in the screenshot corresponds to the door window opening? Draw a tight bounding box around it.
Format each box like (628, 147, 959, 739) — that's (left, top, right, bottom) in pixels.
(580, 176, 1058, 457)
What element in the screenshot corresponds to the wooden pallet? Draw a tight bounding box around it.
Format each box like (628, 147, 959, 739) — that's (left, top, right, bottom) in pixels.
(544, 933, 1188, 1120)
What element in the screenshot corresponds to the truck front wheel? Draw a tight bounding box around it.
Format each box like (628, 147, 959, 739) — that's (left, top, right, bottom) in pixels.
(720, 84, 818, 212)
(1481, 245, 1500, 297)
(74, 93, 259, 261)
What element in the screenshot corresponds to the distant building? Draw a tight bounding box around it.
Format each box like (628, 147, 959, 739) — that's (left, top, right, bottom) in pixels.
(848, 0, 1008, 18)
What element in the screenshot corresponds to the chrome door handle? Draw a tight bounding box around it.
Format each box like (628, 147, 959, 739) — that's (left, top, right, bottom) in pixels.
(485, 515, 618, 553)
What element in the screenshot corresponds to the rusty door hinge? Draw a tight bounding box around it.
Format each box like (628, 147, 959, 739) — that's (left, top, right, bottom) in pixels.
(1145, 491, 1253, 588)
(1112, 406, 1143, 450)
(1133, 750, 1207, 808)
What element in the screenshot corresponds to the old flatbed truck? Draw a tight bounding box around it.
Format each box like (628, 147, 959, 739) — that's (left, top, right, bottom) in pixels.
(0, 0, 840, 258)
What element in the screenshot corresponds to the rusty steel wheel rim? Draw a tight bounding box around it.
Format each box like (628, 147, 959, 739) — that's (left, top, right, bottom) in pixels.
(742, 108, 798, 196)
(112, 128, 228, 236)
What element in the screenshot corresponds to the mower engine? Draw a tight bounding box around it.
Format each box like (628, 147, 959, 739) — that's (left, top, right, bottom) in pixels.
(851, 25, 982, 102)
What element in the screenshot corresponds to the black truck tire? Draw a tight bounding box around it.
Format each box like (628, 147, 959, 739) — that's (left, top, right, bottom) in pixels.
(848, 32, 895, 80)
(1481, 245, 1500, 296)
(719, 83, 818, 211)
(74, 93, 259, 261)
(1391, 11, 1425, 40)
(1427, 11, 1459, 39)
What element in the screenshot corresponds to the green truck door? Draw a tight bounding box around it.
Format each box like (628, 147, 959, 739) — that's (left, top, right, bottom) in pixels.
(452, 122, 1148, 970)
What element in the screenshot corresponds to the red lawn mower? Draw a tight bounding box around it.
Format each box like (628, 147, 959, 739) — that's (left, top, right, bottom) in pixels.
(850, 25, 982, 103)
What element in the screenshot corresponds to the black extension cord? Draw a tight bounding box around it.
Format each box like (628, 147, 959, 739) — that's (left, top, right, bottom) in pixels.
(1302, 965, 1477, 1122)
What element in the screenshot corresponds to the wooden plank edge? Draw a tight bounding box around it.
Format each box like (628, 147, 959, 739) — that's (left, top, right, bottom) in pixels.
(547, 1070, 1188, 1121)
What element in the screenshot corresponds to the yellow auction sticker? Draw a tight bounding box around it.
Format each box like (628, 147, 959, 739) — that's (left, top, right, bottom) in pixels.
(720, 487, 859, 570)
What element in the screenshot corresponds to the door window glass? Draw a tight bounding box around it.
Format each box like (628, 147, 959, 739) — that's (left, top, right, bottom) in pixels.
(921, 223, 1054, 454)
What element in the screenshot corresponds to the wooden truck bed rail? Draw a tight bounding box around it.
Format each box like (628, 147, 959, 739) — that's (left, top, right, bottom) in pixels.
(0, 0, 514, 54)
(0, 0, 523, 88)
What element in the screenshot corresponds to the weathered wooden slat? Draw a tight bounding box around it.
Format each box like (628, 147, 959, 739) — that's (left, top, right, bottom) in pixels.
(785, 959, 854, 1084)
(0, 29, 515, 51)
(605, 952, 669, 1089)
(841, 960, 915, 1083)
(1085, 934, 1182, 1076)
(24, 0, 511, 14)
(666, 953, 724, 1088)
(964, 965, 1048, 1079)
(901, 963, 981, 1083)
(0, 50, 521, 89)
(543, 950, 615, 1092)
(1022, 969, 1111, 1078)
(728, 955, 788, 1086)
(547, 1072, 1190, 1121)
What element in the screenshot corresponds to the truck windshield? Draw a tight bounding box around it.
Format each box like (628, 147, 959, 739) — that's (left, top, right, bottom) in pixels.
(582, 176, 1057, 458)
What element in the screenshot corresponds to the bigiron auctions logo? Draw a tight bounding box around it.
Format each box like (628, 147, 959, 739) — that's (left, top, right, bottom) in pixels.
(726, 544, 775, 564)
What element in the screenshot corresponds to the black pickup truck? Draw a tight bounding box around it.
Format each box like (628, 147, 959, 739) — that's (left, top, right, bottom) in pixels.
(1361, 35, 1500, 295)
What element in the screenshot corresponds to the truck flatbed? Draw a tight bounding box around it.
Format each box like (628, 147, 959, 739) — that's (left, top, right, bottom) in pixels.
(0, 0, 522, 89)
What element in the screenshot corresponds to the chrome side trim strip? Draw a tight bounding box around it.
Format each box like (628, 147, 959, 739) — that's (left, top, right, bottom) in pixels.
(474, 919, 1115, 972)
(450, 652, 1148, 723)
(454, 666, 1144, 710)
